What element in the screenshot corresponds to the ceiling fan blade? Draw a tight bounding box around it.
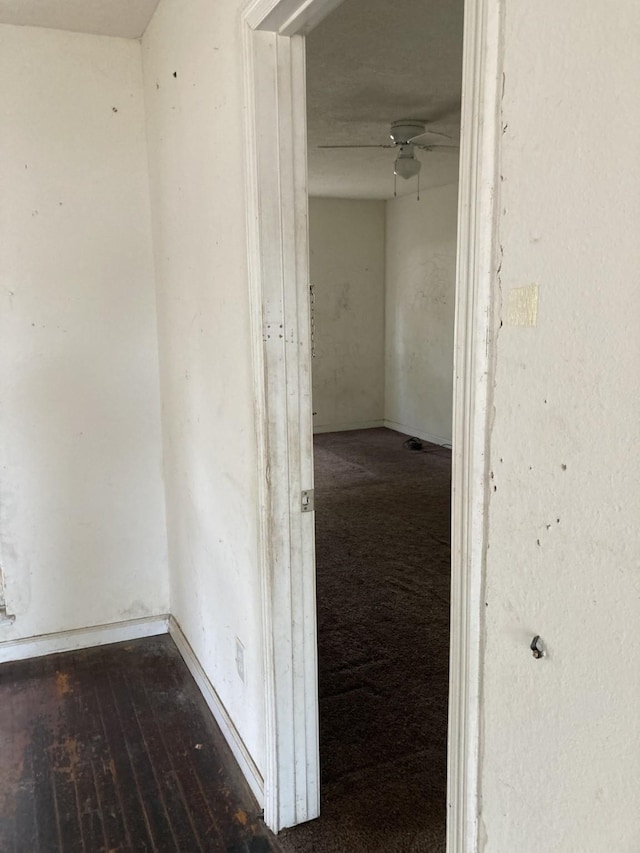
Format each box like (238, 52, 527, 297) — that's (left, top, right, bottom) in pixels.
(317, 144, 395, 149)
(409, 129, 452, 145)
(414, 144, 460, 153)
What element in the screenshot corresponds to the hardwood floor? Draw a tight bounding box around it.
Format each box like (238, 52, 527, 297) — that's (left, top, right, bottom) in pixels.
(0, 635, 277, 852)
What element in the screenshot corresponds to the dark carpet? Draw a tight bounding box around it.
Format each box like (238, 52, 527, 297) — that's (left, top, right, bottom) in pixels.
(279, 427, 451, 853)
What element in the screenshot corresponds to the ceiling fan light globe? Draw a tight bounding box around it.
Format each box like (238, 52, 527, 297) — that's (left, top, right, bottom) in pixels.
(394, 156, 421, 179)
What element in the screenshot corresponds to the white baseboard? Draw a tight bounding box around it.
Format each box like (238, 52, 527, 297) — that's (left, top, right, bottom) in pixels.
(168, 616, 264, 806)
(0, 614, 170, 665)
(313, 419, 384, 434)
(384, 419, 452, 447)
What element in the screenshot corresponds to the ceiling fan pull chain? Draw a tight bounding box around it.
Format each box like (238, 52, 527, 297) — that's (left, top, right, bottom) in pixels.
(417, 170, 420, 202)
(394, 172, 397, 198)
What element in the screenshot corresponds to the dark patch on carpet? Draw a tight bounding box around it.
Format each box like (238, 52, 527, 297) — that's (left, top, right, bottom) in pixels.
(279, 428, 450, 853)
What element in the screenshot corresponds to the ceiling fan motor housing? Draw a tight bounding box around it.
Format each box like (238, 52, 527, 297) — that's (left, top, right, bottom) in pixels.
(389, 120, 426, 145)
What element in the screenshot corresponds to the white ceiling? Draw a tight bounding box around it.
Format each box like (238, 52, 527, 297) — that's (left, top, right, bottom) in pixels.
(306, 0, 464, 199)
(0, 0, 160, 39)
(0, 0, 462, 194)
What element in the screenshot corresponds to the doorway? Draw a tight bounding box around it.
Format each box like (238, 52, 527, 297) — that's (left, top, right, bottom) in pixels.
(291, 8, 463, 834)
(241, 0, 502, 847)
(300, 22, 461, 835)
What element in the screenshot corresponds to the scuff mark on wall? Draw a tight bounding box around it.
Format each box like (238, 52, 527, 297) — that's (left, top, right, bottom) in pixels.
(0, 563, 15, 623)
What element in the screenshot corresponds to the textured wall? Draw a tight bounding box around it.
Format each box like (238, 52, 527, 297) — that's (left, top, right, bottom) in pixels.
(0, 24, 169, 640)
(385, 185, 457, 444)
(481, 1, 640, 849)
(309, 198, 386, 432)
(142, 0, 265, 775)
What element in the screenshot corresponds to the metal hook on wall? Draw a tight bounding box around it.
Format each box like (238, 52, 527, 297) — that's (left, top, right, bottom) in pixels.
(530, 635, 545, 659)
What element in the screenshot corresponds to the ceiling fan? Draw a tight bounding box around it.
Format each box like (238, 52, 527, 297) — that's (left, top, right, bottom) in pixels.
(319, 119, 459, 191)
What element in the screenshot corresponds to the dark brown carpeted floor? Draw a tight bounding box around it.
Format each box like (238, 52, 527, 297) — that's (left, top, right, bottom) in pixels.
(279, 427, 451, 853)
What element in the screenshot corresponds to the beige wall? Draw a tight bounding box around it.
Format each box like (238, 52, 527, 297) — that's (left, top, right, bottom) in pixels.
(309, 198, 386, 432)
(385, 185, 457, 444)
(142, 0, 265, 775)
(0, 24, 169, 640)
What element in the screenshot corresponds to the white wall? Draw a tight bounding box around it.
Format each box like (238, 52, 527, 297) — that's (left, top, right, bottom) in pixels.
(309, 198, 386, 432)
(0, 25, 169, 640)
(142, 0, 265, 777)
(309, 190, 457, 442)
(137, 0, 640, 845)
(3, 2, 636, 847)
(481, 1, 640, 850)
(384, 184, 457, 445)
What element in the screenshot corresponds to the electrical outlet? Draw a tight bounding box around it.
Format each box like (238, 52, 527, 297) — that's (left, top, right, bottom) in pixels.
(235, 637, 246, 684)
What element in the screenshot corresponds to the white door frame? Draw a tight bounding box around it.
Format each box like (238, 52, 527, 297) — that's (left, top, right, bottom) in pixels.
(241, 0, 502, 847)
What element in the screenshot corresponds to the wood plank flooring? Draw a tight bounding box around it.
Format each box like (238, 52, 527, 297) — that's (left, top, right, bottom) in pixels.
(0, 635, 277, 853)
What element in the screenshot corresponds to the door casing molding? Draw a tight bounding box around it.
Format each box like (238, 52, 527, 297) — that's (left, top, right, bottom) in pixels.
(241, 19, 319, 832)
(241, 0, 502, 844)
(447, 0, 502, 848)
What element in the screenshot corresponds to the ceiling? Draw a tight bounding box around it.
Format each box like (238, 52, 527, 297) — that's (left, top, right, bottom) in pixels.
(0, 0, 462, 195)
(0, 0, 160, 39)
(306, 0, 464, 199)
